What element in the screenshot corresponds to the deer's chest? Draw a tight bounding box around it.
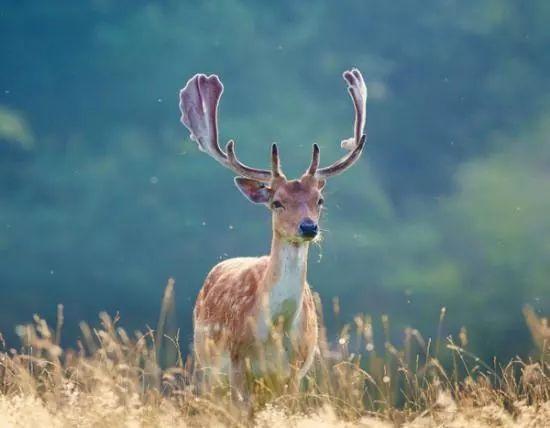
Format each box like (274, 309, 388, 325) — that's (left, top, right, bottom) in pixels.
(256, 246, 306, 341)
(268, 273, 303, 324)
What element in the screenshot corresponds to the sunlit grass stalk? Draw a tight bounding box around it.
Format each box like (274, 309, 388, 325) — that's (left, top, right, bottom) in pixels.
(0, 281, 548, 426)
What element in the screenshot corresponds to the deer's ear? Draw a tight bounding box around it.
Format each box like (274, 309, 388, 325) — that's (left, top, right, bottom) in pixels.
(234, 177, 272, 204)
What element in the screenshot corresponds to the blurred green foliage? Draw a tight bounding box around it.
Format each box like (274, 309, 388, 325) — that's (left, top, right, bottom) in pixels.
(0, 0, 549, 359)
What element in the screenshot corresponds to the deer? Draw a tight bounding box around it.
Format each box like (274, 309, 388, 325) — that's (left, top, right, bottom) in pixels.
(179, 68, 367, 399)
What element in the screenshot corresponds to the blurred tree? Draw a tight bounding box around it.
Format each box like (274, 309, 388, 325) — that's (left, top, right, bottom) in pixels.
(0, 0, 548, 360)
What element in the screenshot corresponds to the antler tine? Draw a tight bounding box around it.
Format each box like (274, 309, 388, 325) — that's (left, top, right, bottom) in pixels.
(226, 140, 273, 182)
(179, 73, 272, 182)
(315, 68, 367, 179)
(306, 143, 320, 176)
(271, 143, 284, 178)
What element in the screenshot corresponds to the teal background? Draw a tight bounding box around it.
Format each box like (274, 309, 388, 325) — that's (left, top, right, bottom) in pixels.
(1, 1, 549, 359)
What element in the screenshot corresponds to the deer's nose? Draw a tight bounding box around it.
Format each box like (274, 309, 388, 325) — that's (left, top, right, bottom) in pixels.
(299, 218, 318, 238)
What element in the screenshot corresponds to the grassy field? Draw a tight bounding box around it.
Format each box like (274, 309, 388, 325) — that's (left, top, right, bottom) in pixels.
(0, 281, 548, 427)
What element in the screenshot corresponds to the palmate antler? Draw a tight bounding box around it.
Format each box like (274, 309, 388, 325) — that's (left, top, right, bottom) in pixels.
(179, 69, 367, 182)
(306, 68, 367, 178)
(179, 73, 275, 182)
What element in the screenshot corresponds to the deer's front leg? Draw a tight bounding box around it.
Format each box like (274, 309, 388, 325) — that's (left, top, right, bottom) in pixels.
(229, 356, 248, 404)
(288, 292, 319, 386)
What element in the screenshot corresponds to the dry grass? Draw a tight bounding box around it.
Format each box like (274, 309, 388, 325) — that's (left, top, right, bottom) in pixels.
(0, 281, 548, 427)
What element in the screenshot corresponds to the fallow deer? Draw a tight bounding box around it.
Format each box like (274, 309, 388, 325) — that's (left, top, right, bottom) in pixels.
(179, 68, 367, 398)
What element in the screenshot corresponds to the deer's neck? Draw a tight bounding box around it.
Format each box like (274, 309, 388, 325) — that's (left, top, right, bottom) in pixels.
(261, 233, 309, 328)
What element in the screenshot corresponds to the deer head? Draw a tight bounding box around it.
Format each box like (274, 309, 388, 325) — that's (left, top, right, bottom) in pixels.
(179, 69, 367, 243)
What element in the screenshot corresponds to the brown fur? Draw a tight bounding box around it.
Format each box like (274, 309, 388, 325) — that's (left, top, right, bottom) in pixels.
(193, 176, 323, 396)
(193, 255, 318, 363)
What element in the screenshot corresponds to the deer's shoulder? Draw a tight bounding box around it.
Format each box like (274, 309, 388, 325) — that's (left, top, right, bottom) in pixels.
(200, 256, 269, 296)
(195, 256, 270, 328)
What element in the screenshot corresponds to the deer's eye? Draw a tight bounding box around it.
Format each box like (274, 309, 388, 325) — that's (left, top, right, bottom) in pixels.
(317, 197, 325, 206)
(271, 200, 284, 210)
